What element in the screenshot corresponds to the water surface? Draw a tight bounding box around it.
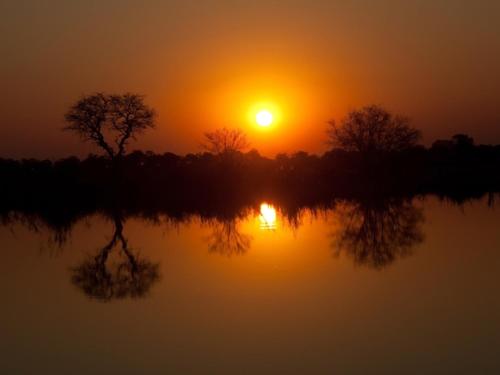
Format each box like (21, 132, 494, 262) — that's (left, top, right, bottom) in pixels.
(1, 196, 500, 374)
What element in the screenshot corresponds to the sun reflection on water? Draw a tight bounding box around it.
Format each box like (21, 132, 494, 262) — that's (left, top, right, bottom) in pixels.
(259, 203, 277, 230)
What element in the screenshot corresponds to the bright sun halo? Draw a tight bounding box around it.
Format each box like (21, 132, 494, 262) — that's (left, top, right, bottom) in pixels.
(256, 110, 273, 127)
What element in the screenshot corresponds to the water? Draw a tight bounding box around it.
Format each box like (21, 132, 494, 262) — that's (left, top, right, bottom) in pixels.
(1, 196, 500, 374)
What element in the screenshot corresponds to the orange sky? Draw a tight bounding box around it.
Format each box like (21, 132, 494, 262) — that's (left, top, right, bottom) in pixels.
(1, 0, 499, 158)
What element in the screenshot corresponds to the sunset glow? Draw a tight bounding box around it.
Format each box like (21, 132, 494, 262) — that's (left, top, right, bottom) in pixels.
(256, 110, 273, 127)
(247, 102, 283, 134)
(259, 203, 277, 230)
(3, 1, 500, 373)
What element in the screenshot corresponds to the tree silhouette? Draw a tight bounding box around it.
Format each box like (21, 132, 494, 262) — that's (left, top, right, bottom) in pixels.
(64, 93, 156, 161)
(331, 198, 424, 269)
(71, 212, 160, 301)
(206, 218, 252, 256)
(452, 133, 474, 150)
(327, 105, 421, 154)
(202, 128, 250, 155)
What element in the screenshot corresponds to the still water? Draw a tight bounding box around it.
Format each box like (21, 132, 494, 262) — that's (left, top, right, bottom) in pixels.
(1, 196, 500, 374)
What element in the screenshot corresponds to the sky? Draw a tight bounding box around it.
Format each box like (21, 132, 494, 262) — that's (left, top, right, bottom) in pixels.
(1, 0, 499, 159)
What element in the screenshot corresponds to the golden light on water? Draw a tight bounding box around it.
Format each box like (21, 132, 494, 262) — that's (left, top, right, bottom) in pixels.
(259, 202, 277, 230)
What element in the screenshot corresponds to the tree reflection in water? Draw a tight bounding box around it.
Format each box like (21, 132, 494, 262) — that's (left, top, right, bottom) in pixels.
(331, 198, 424, 269)
(71, 212, 160, 301)
(206, 218, 252, 256)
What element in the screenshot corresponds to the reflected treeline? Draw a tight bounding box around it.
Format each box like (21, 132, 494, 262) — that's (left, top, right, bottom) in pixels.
(206, 219, 252, 256)
(1, 190, 499, 303)
(2, 191, 498, 269)
(70, 211, 160, 302)
(331, 198, 424, 269)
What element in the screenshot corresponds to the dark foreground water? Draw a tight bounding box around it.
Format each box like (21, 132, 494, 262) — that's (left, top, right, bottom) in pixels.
(1, 196, 500, 374)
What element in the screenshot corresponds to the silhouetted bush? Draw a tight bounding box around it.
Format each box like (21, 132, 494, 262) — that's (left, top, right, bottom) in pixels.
(1, 133, 500, 216)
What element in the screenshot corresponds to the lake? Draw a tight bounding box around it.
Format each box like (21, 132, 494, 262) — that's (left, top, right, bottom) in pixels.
(1, 195, 500, 374)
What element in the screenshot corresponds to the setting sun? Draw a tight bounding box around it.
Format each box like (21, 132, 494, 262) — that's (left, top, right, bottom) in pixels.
(256, 110, 273, 127)
(247, 102, 281, 130)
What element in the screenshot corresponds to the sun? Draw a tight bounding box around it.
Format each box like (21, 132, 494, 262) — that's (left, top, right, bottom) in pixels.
(256, 110, 273, 127)
(248, 102, 281, 128)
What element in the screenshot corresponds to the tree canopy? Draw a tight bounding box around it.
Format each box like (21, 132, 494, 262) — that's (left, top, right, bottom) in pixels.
(64, 93, 156, 160)
(202, 128, 250, 155)
(327, 105, 421, 154)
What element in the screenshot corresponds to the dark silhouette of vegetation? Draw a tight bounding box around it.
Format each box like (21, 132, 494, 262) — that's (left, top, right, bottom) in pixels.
(202, 127, 250, 155)
(70, 210, 160, 302)
(331, 198, 424, 269)
(432, 133, 475, 152)
(64, 93, 155, 161)
(327, 105, 421, 154)
(1, 102, 499, 302)
(1, 132, 499, 210)
(452, 134, 474, 149)
(206, 218, 252, 256)
(2, 189, 498, 274)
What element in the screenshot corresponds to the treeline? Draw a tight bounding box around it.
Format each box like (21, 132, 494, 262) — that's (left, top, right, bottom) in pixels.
(1, 133, 500, 207)
(2, 96, 500, 210)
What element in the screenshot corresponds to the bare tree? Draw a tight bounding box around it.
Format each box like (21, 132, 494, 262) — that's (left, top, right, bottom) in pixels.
(71, 211, 160, 301)
(327, 105, 421, 154)
(202, 128, 250, 155)
(331, 198, 424, 269)
(64, 93, 156, 160)
(206, 218, 252, 256)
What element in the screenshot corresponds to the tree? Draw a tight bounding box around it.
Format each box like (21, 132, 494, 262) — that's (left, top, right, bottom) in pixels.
(327, 105, 421, 154)
(64, 93, 156, 160)
(452, 134, 474, 148)
(206, 218, 252, 256)
(71, 211, 160, 301)
(331, 198, 424, 269)
(202, 128, 250, 155)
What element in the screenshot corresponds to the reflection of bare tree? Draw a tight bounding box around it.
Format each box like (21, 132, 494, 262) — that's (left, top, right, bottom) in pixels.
(331, 198, 424, 269)
(71, 212, 159, 301)
(206, 219, 252, 256)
